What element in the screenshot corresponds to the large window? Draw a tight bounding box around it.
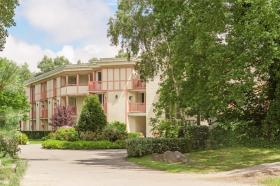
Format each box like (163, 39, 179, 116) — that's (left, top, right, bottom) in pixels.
(68, 75, 77, 85)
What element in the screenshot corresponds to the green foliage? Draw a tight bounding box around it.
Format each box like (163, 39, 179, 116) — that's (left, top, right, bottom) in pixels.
(126, 138, 190, 157)
(101, 121, 127, 142)
(76, 95, 107, 132)
(128, 132, 143, 139)
(22, 131, 51, 140)
(152, 120, 180, 138)
(0, 0, 18, 51)
(37, 56, 70, 73)
(0, 131, 19, 158)
(42, 139, 125, 150)
(109, 0, 280, 136)
(15, 132, 28, 145)
(178, 125, 210, 150)
(47, 127, 78, 142)
(79, 131, 103, 141)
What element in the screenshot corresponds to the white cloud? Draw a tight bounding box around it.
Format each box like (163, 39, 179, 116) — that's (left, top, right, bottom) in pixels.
(22, 0, 113, 44)
(0, 35, 118, 72)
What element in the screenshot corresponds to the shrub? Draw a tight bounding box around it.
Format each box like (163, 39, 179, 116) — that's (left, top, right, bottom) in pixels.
(50, 106, 75, 130)
(21, 131, 51, 139)
(178, 125, 210, 150)
(102, 121, 127, 142)
(0, 132, 20, 158)
(79, 131, 106, 141)
(128, 132, 143, 139)
(47, 127, 79, 141)
(42, 139, 125, 149)
(16, 132, 29, 145)
(126, 138, 190, 157)
(76, 95, 107, 132)
(152, 120, 180, 138)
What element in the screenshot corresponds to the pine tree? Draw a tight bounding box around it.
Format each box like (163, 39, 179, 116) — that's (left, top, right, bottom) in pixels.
(76, 95, 107, 132)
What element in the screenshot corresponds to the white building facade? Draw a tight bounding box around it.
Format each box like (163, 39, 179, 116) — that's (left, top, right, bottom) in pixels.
(22, 59, 160, 137)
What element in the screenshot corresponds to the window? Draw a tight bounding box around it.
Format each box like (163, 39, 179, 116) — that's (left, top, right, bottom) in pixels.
(141, 93, 145, 103)
(97, 94, 104, 104)
(69, 97, 76, 106)
(68, 76, 77, 85)
(96, 71, 102, 81)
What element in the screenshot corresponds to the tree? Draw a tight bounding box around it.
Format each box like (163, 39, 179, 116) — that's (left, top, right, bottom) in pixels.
(50, 106, 75, 130)
(37, 56, 70, 73)
(0, 0, 18, 51)
(76, 95, 107, 132)
(108, 0, 280, 131)
(0, 58, 29, 130)
(88, 57, 98, 63)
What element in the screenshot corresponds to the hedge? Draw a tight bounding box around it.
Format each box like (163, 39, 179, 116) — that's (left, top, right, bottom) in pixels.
(21, 131, 51, 139)
(126, 138, 190, 157)
(42, 139, 126, 150)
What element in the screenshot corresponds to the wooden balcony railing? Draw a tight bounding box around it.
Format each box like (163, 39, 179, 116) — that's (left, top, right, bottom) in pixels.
(40, 92, 47, 100)
(40, 109, 48, 118)
(132, 79, 146, 89)
(88, 79, 146, 91)
(129, 102, 146, 113)
(88, 81, 102, 91)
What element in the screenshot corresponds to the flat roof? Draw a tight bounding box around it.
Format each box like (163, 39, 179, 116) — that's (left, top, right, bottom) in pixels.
(26, 58, 135, 85)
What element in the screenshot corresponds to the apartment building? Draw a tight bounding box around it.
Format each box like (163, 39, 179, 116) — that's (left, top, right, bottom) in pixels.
(21, 58, 160, 137)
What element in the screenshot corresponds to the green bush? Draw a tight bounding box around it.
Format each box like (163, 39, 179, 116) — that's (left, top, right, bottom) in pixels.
(126, 138, 190, 157)
(179, 125, 210, 150)
(21, 131, 51, 139)
(42, 139, 125, 149)
(128, 132, 143, 139)
(76, 95, 107, 132)
(79, 131, 103, 141)
(102, 121, 127, 142)
(0, 132, 20, 158)
(47, 127, 79, 141)
(16, 132, 29, 145)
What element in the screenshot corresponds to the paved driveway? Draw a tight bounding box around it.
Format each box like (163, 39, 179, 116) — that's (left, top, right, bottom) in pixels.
(20, 145, 251, 186)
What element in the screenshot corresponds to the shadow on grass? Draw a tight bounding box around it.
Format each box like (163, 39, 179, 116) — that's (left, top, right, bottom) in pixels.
(129, 147, 280, 173)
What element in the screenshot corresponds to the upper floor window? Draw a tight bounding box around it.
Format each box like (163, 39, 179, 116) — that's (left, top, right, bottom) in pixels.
(68, 75, 77, 85)
(96, 71, 102, 81)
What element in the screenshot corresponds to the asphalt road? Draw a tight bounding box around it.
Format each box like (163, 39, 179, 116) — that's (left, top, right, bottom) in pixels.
(20, 144, 251, 186)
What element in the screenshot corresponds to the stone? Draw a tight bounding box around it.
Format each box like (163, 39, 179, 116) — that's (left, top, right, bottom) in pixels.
(152, 151, 188, 164)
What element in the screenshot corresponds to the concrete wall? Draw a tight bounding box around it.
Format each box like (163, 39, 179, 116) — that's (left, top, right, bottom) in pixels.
(145, 75, 161, 137)
(107, 91, 126, 123)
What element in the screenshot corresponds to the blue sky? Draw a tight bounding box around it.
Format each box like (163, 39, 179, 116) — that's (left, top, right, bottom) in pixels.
(0, 0, 119, 71)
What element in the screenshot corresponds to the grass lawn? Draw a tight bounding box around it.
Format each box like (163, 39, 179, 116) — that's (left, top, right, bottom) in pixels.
(28, 139, 44, 144)
(262, 177, 280, 186)
(129, 147, 280, 173)
(0, 154, 27, 186)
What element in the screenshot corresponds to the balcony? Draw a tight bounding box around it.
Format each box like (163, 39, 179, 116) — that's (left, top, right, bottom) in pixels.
(31, 110, 36, 118)
(88, 81, 102, 91)
(132, 79, 145, 89)
(40, 92, 47, 100)
(40, 109, 48, 118)
(129, 102, 146, 113)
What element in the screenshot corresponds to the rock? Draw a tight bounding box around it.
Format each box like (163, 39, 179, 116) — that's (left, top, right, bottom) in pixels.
(152, 153, 164, 162)
(152, 151, 188, 164)
(163, 151, 186, 163)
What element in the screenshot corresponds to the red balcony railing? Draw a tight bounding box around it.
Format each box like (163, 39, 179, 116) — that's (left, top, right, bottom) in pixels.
(129, 102, 146, 113)
(88, 81, 102, 91)
(132, 79, 146, 89)
(41, 92, 47, 100)
(40, 109, 48, 118)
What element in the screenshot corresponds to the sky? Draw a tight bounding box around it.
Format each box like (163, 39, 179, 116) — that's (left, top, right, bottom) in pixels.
(0, 0, 119, 72)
